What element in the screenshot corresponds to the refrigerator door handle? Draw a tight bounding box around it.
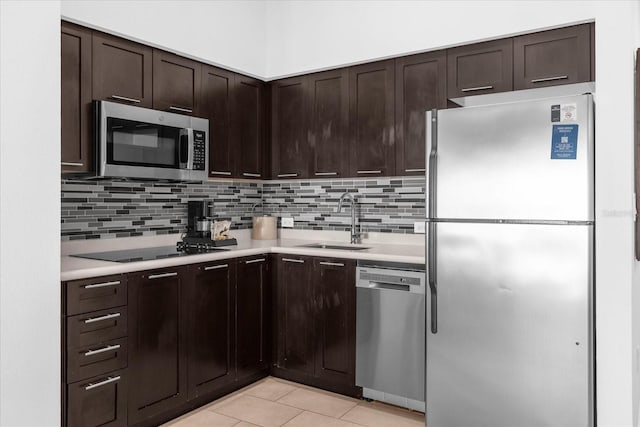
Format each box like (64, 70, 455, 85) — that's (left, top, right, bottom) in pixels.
(428, 222, 438, 334)
(426, 109, 438, 334)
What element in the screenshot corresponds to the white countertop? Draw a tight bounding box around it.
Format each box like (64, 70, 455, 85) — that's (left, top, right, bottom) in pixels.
(61, 229, 425, 281)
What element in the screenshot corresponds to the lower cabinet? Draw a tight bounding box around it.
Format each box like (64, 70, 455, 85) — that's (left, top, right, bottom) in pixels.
(67, 369, 127, 427)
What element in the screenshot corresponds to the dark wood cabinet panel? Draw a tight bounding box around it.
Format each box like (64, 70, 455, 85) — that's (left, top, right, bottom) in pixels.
(186, 261, 235, 399)
(447, 38, 513, 98)
(67, 369, 127, 427)
(66, 275, 127, 316)
(271, 76, 309, 179)
(235, 76, 264, 178)
(201, 66, 235, 178)
(128, 268, 187, 425)
(153, 50, 201, 114)
(67, 306, 127, 349)
(395, 52, 447, 176)
(308, 69, 349, 178)
(349, 60, 395, 177)
(236, 256, 270, 379)
(61, 22, 92, 173)
(513, 24, 592, 90)
(92, 32, 152, 108)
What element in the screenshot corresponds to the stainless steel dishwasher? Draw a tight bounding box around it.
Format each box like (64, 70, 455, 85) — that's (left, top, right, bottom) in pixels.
(355, 260, 425, 412)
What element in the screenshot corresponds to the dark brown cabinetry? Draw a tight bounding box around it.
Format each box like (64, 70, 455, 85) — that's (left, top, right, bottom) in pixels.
(513, 24, 592, 90)
(235, 76, 265, 179)
(92, 32, 153, 108)
(395, 52, 447, 175)
(127, 267, 187, 425)
(61, 22, 92, 174)
(349, 60, 396, 177)
(447, 38, 513, 98)
(271, 76, 309, 179)
(153, 50, 201, 114)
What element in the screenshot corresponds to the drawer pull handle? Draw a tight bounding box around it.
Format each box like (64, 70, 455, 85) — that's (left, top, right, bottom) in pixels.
(282, 258, 304, 263)
(245, 258, 266, 264)
(84, 280, 120, 289)
(111, 95, 141, 103)
(204, 264, 228, 271)
(84, 344, 121, 357)
(315, 172, 338, 176)
(211, 171, 232, 176)
(357, 170, 382, 174)
(405, 168, 426, 172)
(84, 312, 121, 324)
(169, 105, 193, 113)
(243, 172, 261, 177)
(277, 173, 298, 178)
(460, 85, 494, 92)
(147, 272, 178, 280)
(319, 261, 345, 267)
(85, 375, 121, 391)
(531, 75, 568, 83)
(61, 162, 84, 167)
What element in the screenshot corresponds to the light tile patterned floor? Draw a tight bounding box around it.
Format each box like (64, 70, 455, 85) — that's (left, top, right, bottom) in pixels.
(162, 377, 425, 427)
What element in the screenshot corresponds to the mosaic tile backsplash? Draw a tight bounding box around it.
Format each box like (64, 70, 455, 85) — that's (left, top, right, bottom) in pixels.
(61, 177, 425, 240)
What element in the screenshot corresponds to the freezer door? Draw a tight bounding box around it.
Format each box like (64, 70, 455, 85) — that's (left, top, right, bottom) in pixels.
(429, 94, 594, 221)
(426, 223, 593, 427)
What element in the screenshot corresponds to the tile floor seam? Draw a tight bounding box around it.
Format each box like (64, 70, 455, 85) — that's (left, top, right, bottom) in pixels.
(272, 397, 358, 420)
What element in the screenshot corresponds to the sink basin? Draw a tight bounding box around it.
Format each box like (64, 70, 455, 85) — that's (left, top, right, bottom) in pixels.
(298, 243, 370, 251)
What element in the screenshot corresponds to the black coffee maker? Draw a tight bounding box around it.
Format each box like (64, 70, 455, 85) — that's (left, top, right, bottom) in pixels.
(186, 200, 212, 239)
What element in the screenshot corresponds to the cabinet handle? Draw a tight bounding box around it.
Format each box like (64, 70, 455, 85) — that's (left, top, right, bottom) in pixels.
(245, 258, 266, 264)
(282, 258, 304, 263)
(357, 170, 382, 174)
(169, 105, 193, 114)
(204, 264, 228, 271)
(461, 85, 494, 92)
(531, 75, 568, 83)
(277, 173, 298, 178)
(61, 162, 84, 167)
(315, 172, 338, 176)
(405, 168, 425, 173)
(110, 95, 141, 103)
(84, 344, 121, 357)
(84, 312, 121, 324)
(211, 171, 232, 176)
(147, 272, 178, 280)
(243, 172, 261, 178)
(84, 375, 121, 391)
(319, 261, 344, 267)
(84, 280, 120, 289)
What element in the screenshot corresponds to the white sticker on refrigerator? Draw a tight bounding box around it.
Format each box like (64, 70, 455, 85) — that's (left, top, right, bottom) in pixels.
(560, 103, 577, 122)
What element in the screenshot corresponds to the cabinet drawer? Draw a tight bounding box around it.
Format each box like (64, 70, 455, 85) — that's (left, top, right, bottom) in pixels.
(67, 337, 127, 383)
(67, 306, 127, 350)
(67, 369, 127, 427)
(66, 275, 127, 316)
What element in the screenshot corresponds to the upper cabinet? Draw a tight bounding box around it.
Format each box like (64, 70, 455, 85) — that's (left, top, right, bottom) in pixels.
(513, 24, 593, 90)
(349, 60, 396, 177)
(92, 32, 153, 107)
(153, 50, 201, 114)
(447, 38, 513, 98)
(61, 22, 92, 173)
(395, 51, 447, 176)
(235, 76, 265, 179)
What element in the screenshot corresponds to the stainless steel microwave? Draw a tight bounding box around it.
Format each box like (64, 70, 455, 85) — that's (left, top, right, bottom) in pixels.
(94, 100, 209, 181)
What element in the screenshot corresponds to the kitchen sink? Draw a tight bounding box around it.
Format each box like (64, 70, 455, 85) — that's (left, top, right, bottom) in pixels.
(298, 243, 370, 251)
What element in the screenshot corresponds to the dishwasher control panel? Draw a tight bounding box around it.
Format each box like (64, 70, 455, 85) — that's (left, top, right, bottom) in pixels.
(356, 261, 425, 294)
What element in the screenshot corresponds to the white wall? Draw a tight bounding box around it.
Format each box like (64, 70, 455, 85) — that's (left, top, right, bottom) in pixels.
(61, 0, 267, 78)
(0, 1, 61, 426)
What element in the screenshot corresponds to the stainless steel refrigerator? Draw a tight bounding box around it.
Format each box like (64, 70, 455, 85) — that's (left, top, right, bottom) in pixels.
(425, 94, 594, 427)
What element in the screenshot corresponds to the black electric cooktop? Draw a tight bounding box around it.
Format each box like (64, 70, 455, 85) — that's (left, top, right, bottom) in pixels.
(71, 244, 228, 263)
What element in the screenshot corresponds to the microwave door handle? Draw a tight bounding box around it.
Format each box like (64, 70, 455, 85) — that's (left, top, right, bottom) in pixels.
(179, 129, 190, 168)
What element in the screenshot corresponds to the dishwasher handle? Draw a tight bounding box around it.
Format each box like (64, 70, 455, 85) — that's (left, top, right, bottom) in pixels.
(356, 280, 424, 294)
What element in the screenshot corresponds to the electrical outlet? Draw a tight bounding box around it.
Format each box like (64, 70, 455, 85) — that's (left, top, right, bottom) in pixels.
(281, 217, 294, 228)
(414, 221, 426, 234)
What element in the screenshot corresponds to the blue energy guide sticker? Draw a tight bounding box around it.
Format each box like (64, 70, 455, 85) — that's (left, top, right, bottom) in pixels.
(551, 124, 579, 159)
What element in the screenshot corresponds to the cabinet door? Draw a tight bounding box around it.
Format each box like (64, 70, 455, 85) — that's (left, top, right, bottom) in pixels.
(447, 38, 513, 98)
(271, 76, 309, 179)
(314, 259, 356, 386)
(61, 22, 92, 174)
(395, 52, 447, 176)
(128, 268, 187, 424)
(67, 369, 127, 427)
(153, 50, 201, 114)
(236, 256, 270, 379)
(308, 69, 349, 178)
(513, 24, 592, 90)
(276, 255, 315, 375)
(201, 66, 235, 178)
(349, 60, 395, 177)
(93, 32, 152, 107)
(235, 76, 264, 179)
(186, 261, 235, 399)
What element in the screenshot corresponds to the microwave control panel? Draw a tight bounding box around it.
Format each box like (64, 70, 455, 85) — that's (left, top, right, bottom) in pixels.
(192, 130, 206, 170)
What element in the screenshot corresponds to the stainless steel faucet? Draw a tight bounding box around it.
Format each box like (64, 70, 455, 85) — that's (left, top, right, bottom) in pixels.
(338, 192, 360, 244)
